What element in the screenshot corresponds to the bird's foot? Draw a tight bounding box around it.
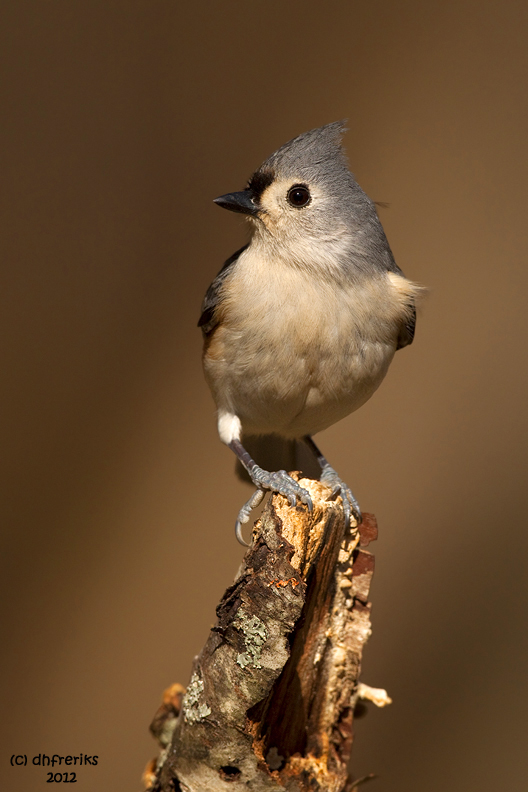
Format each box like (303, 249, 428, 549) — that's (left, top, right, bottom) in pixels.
(234, 467, 313, 546)
(251, 466, 314, 511)
(235, 488, 266, 546)
(320, 464, 362, 527)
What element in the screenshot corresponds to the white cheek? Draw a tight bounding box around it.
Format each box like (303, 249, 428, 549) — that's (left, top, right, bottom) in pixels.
(218, 411, 242, 444)
(259, 181, 304, 224)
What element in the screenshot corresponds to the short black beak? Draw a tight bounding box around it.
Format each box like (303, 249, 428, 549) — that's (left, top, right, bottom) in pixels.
(213, 189, 259, 216)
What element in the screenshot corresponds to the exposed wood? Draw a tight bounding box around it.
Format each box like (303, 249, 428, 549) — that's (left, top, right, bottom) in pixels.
(144, 475, 384, 792)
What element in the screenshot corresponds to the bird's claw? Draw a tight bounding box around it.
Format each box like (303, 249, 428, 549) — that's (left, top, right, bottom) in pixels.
(234, 468, 313, 546)
(235, 488, 266, 546)
(251, 466, 313, 511)
(321, 466, 362, 527)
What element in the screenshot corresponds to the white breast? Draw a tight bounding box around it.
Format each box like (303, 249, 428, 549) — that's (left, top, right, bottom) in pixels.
(204, 245, 408, 439)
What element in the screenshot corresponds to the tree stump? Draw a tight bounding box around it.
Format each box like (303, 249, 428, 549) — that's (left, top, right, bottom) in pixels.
(144, 474, 386, 792)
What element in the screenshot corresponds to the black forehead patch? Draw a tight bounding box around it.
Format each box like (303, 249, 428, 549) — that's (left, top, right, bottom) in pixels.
(247, 169, 275, 200)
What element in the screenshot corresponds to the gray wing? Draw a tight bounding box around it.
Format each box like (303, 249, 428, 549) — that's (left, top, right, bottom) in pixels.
(382, 238, 417, 350)
(197, 244, 248, 335)
(396, 305, 416, 349)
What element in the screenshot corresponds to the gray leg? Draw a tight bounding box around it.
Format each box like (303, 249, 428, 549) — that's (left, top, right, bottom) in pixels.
(229, 438, 313, 546)
(304, 436, 362, 526)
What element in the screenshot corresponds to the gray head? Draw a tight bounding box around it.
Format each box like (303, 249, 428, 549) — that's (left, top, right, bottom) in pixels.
(214, 122, 395, 275)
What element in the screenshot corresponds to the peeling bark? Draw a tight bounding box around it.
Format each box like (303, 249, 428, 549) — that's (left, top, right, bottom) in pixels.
(144, 475, 382, 792)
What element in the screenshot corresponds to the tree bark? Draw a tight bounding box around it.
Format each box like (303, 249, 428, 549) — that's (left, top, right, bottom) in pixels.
(143, 474, 386, 792)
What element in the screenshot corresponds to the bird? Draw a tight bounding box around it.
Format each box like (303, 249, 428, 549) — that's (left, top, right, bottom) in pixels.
(199, 122, 423, 544)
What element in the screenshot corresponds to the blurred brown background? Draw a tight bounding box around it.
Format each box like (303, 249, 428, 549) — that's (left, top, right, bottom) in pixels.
(1, 1, 527, 790)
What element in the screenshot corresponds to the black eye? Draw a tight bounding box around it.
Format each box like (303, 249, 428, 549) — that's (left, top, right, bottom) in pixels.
(287, 184, 311, 208)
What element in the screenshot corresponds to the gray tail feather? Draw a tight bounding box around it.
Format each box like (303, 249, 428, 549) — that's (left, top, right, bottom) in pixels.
(235, 434, 321, 484)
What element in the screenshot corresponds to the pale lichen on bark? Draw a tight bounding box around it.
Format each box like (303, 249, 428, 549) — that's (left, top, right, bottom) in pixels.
(233, 610, 267, 669)
(182, 671, 211, 724)
(143, 474, 386, 792)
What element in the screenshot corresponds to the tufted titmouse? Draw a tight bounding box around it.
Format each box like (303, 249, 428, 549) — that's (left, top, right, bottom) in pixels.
(199, 122, 423, 544)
